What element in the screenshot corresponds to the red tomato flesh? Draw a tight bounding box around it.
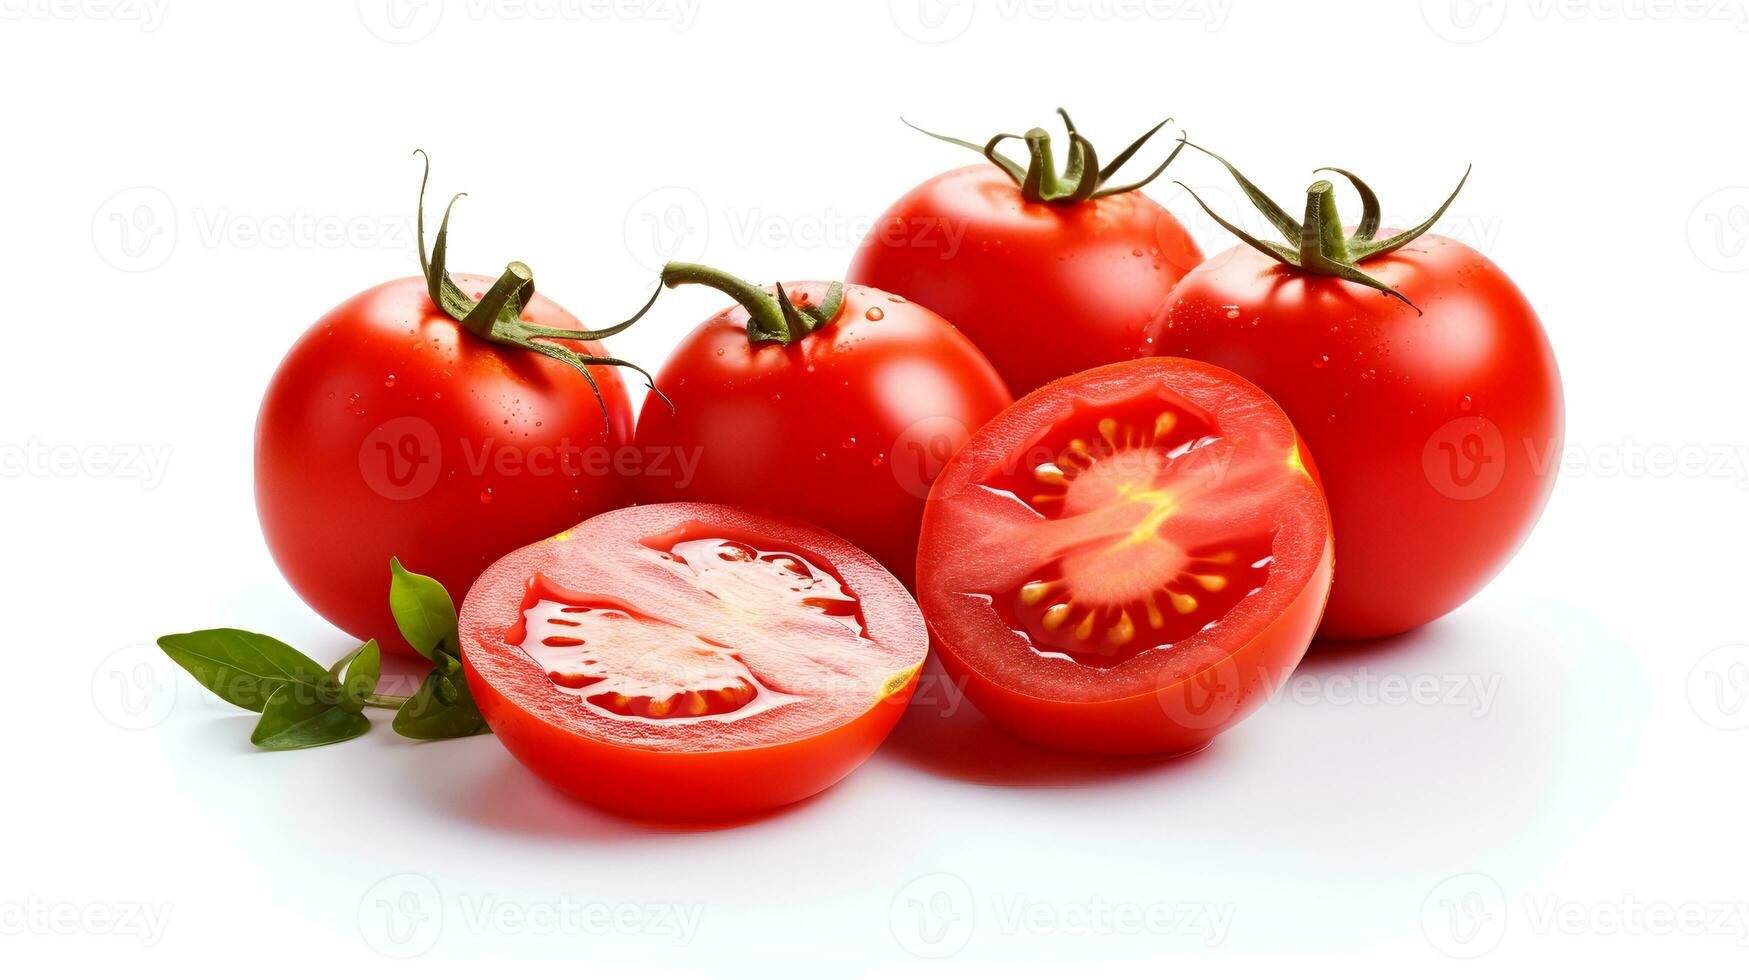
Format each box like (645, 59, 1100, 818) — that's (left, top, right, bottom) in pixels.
(917, 358, 1332, 755)
(461, 503, 926, 821)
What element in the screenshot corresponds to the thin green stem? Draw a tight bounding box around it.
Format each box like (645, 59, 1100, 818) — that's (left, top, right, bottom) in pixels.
(661, 262, 793, 342)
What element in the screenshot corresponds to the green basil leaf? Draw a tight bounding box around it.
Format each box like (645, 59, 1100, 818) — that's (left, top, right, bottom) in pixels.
(335, 640, 382, 712)
(392, 665, 491, 740)
(251, 682, 371, 750)
(388, 557, 459, 662)
(157, 629, 328, 713)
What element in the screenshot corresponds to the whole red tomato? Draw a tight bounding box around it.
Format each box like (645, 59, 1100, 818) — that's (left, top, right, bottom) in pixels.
(257, 160, 650, 652)
(849, 110, 1204, 395)
(1150, 149, 1562, 639)
(632, 263, 1011, 586)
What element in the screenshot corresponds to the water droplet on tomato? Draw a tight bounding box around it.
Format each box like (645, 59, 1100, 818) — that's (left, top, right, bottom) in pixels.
(1313, 355, 1329, 369)
(1458, 395, 1473, 411)
(714, 348, 725, 357)
(866, 307, 885, 321)
(1223, 306, 1241, 319)
(479, 489, 494, 504)
(841, 436, 857, 449)
(870, 453, 885, 466)
(383, 374, 396, 388)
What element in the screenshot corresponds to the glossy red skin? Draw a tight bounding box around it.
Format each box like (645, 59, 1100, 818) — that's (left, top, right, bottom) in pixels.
(917, 358, 1333, 755)
(460, 503, 927, 822)
(631, 281, 1010, 586)
(849, 164, 1204, 396)
(1148, 235, 1563, 639)
(256, 275, 633, 653)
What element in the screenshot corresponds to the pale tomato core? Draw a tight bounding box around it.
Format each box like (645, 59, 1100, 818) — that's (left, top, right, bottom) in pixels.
(515, 534, 865, 721)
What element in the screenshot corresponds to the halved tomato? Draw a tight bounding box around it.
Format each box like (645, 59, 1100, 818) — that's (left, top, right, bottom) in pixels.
(916, 357, 1333, 755)
(460, 502, 926, 821)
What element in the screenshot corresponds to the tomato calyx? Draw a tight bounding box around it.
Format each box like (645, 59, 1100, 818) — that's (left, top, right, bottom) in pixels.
(658, 261, 845, 345)
(411, 150, 670, 422)
(1172, 143, 1471, 312)
(904, 107, 1185, 205)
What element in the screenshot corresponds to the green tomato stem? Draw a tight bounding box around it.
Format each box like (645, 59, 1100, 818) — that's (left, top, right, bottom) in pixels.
(660, 262, 844, 345)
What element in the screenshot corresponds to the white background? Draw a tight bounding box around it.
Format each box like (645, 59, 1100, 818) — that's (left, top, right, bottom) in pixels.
(3, 0, 1746, 974)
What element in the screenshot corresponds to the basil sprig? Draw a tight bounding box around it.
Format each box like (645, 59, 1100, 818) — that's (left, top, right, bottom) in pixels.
(156, 559, 489, 751)
(387, 558, 491, 740)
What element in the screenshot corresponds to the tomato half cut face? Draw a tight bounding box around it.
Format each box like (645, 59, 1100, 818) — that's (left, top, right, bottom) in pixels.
(916, 357, 1333, 756)
(461, 503, 926, 821)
